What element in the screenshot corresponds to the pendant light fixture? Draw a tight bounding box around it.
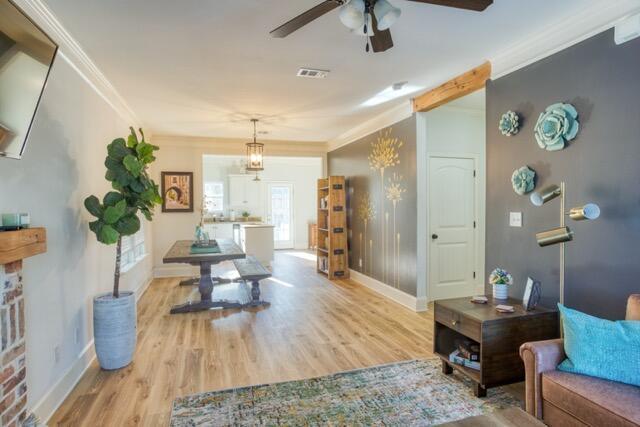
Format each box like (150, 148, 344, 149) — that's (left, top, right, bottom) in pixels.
(246, 119, 264, 180)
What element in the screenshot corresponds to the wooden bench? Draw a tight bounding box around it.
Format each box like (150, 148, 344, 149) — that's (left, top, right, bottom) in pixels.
(233, 256, 271, 308)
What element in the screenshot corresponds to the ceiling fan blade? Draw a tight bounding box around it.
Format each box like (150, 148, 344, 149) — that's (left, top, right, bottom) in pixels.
(270, 1, 342, 38)
(370, 14, 393, 53)
(406, 0, 493, 12)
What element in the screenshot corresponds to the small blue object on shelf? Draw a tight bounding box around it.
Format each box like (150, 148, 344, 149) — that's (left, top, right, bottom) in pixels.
(0, 213, 30, 231)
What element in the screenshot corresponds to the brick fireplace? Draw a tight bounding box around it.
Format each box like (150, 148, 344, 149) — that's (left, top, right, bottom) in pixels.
(0, 261, 27, 426)
(0, 229, 46, 427)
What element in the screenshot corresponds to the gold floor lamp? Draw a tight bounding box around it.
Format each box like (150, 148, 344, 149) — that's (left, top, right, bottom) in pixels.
(530, 182, 600, 304)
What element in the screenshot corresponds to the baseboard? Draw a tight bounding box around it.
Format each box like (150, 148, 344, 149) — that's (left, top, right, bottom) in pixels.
(153, 264, 198, 278)
(35, 276, 154, 424)
(135, 276, 153, 302)
(32, 340, 96, 424)
(349, 269, 427, 312)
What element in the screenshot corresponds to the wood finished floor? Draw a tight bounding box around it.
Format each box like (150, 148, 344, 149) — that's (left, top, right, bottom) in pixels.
(50, 251, 434, 426)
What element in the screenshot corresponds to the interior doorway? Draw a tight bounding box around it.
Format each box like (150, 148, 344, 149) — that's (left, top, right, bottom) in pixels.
(428, 155, 478, 300)
(417, 88, 486, 303)
(267, 182, 294, 249)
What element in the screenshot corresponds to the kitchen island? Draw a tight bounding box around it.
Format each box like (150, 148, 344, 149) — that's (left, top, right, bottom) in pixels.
(203, 221, 275, 267)
(240, 224, 275, 267)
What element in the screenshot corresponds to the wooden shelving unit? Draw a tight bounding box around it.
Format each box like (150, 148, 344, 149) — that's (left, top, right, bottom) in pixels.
(316, 176, 348, 279)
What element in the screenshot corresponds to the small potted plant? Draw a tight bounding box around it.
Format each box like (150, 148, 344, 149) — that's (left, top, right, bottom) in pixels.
(489, 268, 513, 300)
(242, 211, 250, 220)
(84, 128, 161, 370)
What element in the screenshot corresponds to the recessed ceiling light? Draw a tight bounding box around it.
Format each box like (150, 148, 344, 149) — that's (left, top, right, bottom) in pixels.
(297, 68, 330, 79)
(361, 83, 423, 107)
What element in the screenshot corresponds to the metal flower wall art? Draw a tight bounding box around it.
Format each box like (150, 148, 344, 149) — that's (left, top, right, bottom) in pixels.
(534, 103, 579, 151)
(511, 166, 536, 195)
(498, 110, 520, 136)
(385, 173, 406, 289)
(369, 128, 403, 284)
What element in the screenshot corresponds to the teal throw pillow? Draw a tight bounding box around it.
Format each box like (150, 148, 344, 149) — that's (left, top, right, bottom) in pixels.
(557, 304, 640, 387)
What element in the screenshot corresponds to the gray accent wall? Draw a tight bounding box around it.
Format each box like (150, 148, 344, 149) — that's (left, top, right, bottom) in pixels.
(486, 29, 640, 319)
(328, 116, 418, 296)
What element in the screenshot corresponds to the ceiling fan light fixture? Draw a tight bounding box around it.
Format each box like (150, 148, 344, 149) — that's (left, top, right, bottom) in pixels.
(339, 0, 365, 30)
(351, 13, 373, 36)
(374, 0, 401, 31)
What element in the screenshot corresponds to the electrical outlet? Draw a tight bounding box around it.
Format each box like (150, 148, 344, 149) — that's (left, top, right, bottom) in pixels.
(509, 212, 523, 227)
(54, 346, 61, 364)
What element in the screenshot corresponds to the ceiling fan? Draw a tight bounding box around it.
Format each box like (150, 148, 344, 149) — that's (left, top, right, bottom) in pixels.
(270, 0, 493, 53)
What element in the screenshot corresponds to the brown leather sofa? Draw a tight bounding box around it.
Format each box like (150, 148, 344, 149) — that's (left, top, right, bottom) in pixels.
(520, 295, 640, 426)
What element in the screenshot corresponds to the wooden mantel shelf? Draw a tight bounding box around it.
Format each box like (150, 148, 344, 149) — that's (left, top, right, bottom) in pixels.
(0, 228, 47, 265)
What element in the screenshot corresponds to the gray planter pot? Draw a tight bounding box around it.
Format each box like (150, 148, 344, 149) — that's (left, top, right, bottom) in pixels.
(93, 291, 136, 370)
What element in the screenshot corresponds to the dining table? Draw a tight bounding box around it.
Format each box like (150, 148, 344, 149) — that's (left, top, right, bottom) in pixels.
(163, 239, 246, 314)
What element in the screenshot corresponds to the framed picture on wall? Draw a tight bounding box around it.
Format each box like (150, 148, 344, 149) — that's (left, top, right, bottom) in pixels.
(161, 172, 194, 212)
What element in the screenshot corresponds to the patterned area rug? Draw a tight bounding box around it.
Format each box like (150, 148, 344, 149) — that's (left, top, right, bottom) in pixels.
(171, 359, 521, 426)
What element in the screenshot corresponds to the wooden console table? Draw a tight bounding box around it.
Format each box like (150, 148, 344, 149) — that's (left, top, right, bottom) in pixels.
(434, 297, 558, 397)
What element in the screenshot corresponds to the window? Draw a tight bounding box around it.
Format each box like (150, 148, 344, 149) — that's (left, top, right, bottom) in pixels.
(120, 220, 146, 272)
(204, 182, 224, 213)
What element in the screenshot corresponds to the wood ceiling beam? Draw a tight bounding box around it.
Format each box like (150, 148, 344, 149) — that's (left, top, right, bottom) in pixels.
(412, 61, 491, 112)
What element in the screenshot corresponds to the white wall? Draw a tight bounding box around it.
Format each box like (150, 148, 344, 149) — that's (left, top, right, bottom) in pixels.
(417, 92, 486, 301)
(151, 135, 326, 278)
(203, 155, 322, 249)
(0, 56, 153, 421)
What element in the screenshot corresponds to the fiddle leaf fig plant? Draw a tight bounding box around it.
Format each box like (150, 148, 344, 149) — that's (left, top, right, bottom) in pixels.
(84, 128, 162, 298)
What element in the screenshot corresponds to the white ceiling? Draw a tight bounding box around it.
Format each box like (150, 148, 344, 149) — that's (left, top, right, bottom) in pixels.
(44, 0, 596, 142)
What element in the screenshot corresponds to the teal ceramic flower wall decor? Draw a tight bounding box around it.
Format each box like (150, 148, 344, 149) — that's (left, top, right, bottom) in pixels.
(511, 166, 536, 195)
(534, 103, 579, 151)
(499, 110, 519, 136)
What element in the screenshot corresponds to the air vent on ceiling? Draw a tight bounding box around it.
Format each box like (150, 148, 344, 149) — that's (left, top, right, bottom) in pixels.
(297, 68, 329, 79)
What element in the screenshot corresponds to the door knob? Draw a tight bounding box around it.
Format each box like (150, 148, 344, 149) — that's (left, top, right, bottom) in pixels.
(432, 234, 439, 239)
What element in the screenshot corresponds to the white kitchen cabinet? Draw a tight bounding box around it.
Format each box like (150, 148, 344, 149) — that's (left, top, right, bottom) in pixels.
(245, 179, 261, 206)
(203, 223, 234, 239)
(229, 175, 247, 207)
(228, 174, 262, 214)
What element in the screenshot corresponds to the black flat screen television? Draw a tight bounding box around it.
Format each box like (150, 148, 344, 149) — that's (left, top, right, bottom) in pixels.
(0, 0, 57, 160)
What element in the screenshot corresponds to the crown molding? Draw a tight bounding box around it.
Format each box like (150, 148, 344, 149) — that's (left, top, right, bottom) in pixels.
(490, 0, 640, 79)
(327, 101, 413, 152)
(13, 0, 141, 126)
(153, 134, 327, 155)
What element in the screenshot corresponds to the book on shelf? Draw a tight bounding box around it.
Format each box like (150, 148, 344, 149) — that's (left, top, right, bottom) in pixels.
(449, 349, 480, 371)
(456, 339, 480, 362)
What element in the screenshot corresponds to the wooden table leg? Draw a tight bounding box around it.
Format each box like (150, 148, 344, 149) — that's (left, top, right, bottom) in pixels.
(441, 360, 453, 375)
(473, 382, 487, 398)
(243, 280, 270, 308)
(170, 262, 244, 314)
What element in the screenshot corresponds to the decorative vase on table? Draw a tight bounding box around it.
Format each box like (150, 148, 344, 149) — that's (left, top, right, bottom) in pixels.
(492, 283, 509, 300)
(489, 267, 513, 300)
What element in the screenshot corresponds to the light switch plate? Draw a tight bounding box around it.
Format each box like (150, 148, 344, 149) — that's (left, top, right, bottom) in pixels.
(509, 212, 522, 227)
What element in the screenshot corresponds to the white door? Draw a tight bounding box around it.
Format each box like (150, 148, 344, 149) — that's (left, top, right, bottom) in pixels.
(267, 183, 294, 249)
(428, 156, 477, 301)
